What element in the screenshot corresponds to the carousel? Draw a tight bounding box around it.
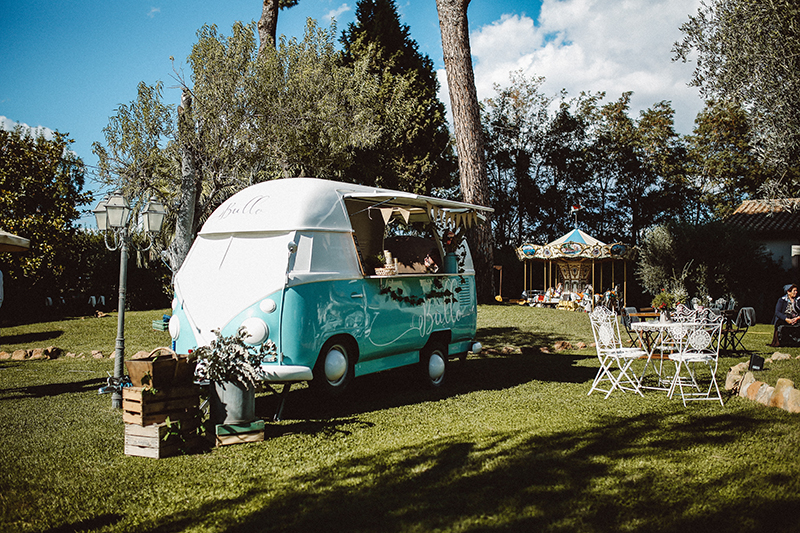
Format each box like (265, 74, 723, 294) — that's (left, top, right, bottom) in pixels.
(515, 227, 635, 311)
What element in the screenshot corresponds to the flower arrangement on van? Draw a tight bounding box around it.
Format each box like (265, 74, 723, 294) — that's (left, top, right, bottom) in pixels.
(192, 327, 278, 389)
(441, 225, 466, 255)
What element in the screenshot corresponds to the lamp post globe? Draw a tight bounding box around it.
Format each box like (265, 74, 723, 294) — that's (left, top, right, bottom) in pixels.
(142, 196, 166, 235)
(92, 196, 109, 232)
(105, 191, 131, 229)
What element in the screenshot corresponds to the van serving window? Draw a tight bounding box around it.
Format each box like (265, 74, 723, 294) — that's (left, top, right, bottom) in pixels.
(344, 195, 487, 277)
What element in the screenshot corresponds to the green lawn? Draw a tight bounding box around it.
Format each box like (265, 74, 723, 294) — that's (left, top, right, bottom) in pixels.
(1, 306, 799, 532)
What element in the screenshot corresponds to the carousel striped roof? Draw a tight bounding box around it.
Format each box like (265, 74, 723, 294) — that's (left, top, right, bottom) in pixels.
(548, 228, 606, 247)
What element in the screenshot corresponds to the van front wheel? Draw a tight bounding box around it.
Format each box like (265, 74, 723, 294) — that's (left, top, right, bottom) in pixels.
(420, 342, 447, 388)
(312, 339, 354, 395)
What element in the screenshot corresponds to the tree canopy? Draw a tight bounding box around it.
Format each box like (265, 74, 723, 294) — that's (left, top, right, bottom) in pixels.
(94, 19, 408, 271)
(673, 0, 800, 189)
(0, 127, 91, 313)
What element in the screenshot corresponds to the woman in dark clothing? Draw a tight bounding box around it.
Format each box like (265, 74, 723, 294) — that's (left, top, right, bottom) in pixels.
(770, 284, 800, 347)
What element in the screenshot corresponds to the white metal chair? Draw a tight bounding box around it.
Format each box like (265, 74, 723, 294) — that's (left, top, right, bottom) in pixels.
(588, 308, 646, 398)
(667, 319, 724, 406)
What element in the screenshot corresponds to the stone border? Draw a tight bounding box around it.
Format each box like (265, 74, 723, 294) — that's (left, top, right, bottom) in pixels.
(725, 352, 800, 413)
(0, 347, 110, 360)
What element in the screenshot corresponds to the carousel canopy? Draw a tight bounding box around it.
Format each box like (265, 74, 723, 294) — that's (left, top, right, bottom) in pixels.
(516, 228, 633, 262)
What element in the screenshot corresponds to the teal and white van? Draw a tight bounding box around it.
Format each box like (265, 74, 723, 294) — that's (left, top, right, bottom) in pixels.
(169, 178, 492, 393)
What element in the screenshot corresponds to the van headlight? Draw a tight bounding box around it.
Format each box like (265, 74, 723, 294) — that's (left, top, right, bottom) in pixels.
(240, 317, 269, 346)
(169, 316, 180, 340)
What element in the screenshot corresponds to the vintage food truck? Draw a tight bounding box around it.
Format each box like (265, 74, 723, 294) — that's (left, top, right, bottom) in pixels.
(169, 177, 492, 394)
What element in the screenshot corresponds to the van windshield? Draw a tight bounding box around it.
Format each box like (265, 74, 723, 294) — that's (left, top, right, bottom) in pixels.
(175, 232, 291, 335)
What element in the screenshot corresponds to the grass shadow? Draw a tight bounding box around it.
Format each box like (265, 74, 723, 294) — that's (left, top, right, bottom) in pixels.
(259, 343, 596, 424)
(0, 329, 64, 347)
(0, 377, 105, 400)
(133, 411, 800, 533)
(41, 513, 124, 533)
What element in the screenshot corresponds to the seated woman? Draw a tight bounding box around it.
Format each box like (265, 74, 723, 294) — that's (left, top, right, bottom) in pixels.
(770, 284, 800, 347)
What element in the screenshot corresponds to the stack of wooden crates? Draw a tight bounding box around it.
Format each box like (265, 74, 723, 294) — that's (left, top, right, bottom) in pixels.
(123, 351, 201, 458)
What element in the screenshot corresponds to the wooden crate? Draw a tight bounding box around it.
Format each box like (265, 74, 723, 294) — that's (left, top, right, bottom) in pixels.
(122, 386, 200, 426)
(210, 420, 265, 447)
(124, 421, 199, 458)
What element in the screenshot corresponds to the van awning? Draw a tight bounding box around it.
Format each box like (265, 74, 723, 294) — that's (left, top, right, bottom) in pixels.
(343, 192, 493, 229)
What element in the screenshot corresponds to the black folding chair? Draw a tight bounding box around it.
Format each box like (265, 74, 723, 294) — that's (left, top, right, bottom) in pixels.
(620, 307, 641, 346)
(722, 307, 756, 351)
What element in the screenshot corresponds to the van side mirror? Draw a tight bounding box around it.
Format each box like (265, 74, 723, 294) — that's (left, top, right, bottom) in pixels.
(288, 241, 298, 254)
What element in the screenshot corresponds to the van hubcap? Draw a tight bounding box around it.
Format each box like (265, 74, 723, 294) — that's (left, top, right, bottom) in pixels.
(324, 347, 348, 385)
(428, 352, 445, 383)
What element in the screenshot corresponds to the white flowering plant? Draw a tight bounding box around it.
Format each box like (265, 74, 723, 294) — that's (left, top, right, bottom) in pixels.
(193, 327, 277, 389)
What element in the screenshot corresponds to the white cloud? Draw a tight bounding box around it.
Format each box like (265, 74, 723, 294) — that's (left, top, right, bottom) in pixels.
(0, 115, 56, 140)
(147, 7, 161, 19)
(440, 0, 703, 134)
(324, 3, 351, 25)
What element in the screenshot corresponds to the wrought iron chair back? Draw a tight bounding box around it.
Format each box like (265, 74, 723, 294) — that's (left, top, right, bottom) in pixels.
(668, 320, 724, 406)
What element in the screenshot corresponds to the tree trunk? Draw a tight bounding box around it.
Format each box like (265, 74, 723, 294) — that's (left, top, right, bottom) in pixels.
(435, 0, 495, 303)
(168, 89, 199, 273)
(258, 0, 279, 56)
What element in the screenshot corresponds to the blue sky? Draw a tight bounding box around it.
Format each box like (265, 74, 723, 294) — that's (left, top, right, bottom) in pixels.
(1, 0, 703, 223)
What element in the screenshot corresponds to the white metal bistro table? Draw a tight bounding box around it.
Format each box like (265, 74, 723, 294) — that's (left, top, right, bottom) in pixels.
(630, 320, 705, 392)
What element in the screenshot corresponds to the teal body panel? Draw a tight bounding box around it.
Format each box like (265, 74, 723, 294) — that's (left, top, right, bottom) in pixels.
(172, 273, 477, 380)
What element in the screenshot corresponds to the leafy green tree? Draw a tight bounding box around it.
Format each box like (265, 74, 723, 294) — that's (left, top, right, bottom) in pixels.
(92, 81, 175, 210)
(589, 94, 684, 244)
(253, 19, 396, 177)
(95, 20, 395, 272)
(483, 72, 562, 247)
(340, 0, 457, 194)
(673, 0, 800, 183)
(684, 99, 763, 221)
(0, 127, 91, 317)
(538, 94, 596, 241)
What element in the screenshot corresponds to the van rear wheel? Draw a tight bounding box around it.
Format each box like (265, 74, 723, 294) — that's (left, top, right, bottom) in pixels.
(311, 339, 354, 396)
(420, 342, 447, 388)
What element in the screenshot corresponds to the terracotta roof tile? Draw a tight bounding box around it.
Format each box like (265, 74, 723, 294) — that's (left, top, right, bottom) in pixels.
(727, 199, 800, 233)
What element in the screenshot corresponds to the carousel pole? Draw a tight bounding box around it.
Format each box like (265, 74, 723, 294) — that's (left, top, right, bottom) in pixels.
(612, 261, 616, 293)
(624, 261, 628, 307)
(600, 263, 603, 296)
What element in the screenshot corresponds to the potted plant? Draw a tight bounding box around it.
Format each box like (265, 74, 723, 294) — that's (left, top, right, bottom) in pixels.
(192, 327, 277, 426)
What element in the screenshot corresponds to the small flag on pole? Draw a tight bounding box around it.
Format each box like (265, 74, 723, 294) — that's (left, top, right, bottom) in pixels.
(570, 204, 582, 213)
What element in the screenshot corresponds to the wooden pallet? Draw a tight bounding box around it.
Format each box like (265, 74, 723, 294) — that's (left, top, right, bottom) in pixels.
(124, 420, 200, 458)
(122, 386, 200, 426)
(210, 420, 265, 447)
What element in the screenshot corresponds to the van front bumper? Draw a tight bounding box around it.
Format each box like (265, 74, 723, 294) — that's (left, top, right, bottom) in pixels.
(259, 364, 314, 382)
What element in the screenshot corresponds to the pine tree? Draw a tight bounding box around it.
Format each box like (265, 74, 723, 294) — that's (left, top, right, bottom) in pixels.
(340, 0, 456, 194)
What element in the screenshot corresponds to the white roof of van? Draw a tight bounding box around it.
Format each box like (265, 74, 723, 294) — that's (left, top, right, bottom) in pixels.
(200, 177, 493, 235)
